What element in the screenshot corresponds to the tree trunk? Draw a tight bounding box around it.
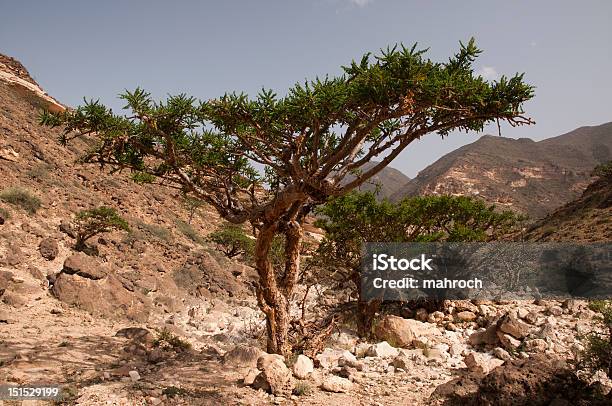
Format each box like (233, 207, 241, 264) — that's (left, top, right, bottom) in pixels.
(353, 270, 380, 338)
(254, 220, 303, 356)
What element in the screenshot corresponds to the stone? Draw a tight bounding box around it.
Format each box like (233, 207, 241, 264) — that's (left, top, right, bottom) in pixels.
(493, 347, 512, 361)
(2, 292, 26, 308)
(524, 311, 539, 325)
(375, 315, 438, 348)
(415, 308, 428, 321)
(456, 311, 477, 322)
(253, 354, 293, 396)
(449, 343, 465, 357)
(547, 306, 563, 316)
(292, 355, 314, 379)
(427, 311, 445, 323)
(223, 345, 264, 368)
(498, 332, 521, 350)
(367, 341, 400, 358)
(59, 220, 76, 238)
(517, 308, 530, 319)
(524, 339, 548, 352)
(51, 272, 150, 322)
(243, 368, 259, 385)
(315, 348, 354, 369)
(115, 327, 154, 345)
(62, 253, 108, 280)
(463, 352, 504, 375)
(38, 238, 59, 260)
(354, 343, 371, 358)
(499, 313, 531, 339)
(321, 376, 353, 393)
(469, 324, 499, 346)
(128, 370, 141, 382)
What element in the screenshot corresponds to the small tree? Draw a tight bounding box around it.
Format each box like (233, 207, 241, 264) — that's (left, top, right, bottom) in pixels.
(313, 192, 521, 336)
(74, 206, 130, 250)
(208, 223, 256, 259)
(41, 39, 533, 355)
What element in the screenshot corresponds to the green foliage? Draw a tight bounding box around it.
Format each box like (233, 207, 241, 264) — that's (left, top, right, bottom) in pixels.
(314, 191, 521, 269)
(40, 39, 533, 227)
(580, 300, 612, 378)
(74, 206, 129, 249)
(592, 161, 612, 178)
(0, 187, 41, 214)
(208, 222, 255, 258)
(154, 328, 191, 351)
(175, 219, 204, 244)
(130, 171, 156, 184)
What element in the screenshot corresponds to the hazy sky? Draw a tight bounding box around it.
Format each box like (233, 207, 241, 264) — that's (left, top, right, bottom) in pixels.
(1, 1, 611, 177)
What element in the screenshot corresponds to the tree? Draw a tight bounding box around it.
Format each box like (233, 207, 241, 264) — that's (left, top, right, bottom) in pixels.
(208, 222, 256, 259)
(73, 206, 129, 251)
(313, 192, 521, 336)
(41, 39, 533, 355)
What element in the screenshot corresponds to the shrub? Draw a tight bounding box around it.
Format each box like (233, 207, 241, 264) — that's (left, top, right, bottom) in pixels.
(207, 223, 255, 258)
(73, 206, 129, 250)
(293, 381, 312, 396)
(0, 187, 41, 214)
(591, 161, 612, 178)
(154, 328, 191, 351)
(580, 300, 612, 378)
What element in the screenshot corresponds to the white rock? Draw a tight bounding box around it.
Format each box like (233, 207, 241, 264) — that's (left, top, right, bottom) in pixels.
(292, 355, 314, 379)
(321, 376, 353, 393)
(367, 341, 400, 358)
(128, 370, 140, 382)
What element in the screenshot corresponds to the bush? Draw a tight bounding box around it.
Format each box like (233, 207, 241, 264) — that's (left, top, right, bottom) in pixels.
(0, 187, 41, 214)
(591, 161, 612, 178)
(207, 223, 255, 258)
(580, 300, 612, 378)
(153, 328, 191, 351)
(293, 381, 312, 396)
(74, 206, 130, 250)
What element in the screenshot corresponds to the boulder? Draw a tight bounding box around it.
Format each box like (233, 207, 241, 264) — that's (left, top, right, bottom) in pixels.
(464, 352, 504, 375)
(498, 332, 521, 350)
(253, 354, 293, 396)
(456, 311, 478, 322)
(61, 253, 108, 280)
(51, 272, 150, 322)
(315, 348, 355, 369)
(469, 324, 499, 346)
(292, 354, 314, 379)
(321, 376, 353, 393)
(38, 238, 59, 260)
(243, 368, 259, 385)
(524, 339, 548, 352)
(499, 313, 532, 339)
(367, 341, 399, 358)
(374, 315, 438, 348)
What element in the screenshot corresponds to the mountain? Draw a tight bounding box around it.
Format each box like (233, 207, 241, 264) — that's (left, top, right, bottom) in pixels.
(523, 167, 611, 242)
(390, 124, 612, 218)
(348, 161, 411, 199)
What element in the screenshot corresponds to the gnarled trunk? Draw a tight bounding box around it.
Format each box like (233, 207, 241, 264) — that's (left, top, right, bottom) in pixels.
(254, 220, 303, 356)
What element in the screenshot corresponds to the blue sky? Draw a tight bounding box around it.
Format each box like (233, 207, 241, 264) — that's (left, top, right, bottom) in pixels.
(1, 0, 611, 177)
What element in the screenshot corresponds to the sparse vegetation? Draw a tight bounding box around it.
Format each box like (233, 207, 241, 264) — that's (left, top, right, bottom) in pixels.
(592, 161, 612, 178)
(0, 206, 10, 221)
(293, 381, 312, 396)
(175, 219, 204, 244)
(153, 328, 191, 351)
(0, 187, 41, 214)
(73, 206, 130, 250)
(135, 219, 172, 242)
(580, 300, 612, 378)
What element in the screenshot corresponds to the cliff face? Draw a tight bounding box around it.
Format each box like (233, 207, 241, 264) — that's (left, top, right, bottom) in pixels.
(391, 124, 612, 218)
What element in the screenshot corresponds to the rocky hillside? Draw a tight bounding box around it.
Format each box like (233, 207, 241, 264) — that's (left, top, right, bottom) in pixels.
(348, 161, 410, 199)
(390, 124, 612, 218)
(523, 167, 611, 242)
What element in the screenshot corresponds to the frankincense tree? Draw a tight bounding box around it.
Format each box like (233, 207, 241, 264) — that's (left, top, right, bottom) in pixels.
(41, 39, 533, 355)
